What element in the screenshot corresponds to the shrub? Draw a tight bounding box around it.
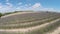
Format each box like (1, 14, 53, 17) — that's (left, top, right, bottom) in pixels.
(0, 13, 3, 17)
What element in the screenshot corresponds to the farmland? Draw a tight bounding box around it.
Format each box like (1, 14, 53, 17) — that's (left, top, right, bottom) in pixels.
(0, 11, 60, 34)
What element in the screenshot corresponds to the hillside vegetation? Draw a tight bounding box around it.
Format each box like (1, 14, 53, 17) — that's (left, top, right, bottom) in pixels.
(0, 11, 60, 34)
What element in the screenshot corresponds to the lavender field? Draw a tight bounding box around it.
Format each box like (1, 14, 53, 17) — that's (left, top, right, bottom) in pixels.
(0, 12, 60, 34)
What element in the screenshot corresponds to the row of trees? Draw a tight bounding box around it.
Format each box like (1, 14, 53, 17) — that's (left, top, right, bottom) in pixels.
(0, 10, 34, 17)
(0, 12, 13, 17)
(0, 11, 23, 17)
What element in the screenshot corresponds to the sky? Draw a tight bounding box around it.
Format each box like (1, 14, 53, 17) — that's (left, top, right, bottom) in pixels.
(0, 0, 60, 13)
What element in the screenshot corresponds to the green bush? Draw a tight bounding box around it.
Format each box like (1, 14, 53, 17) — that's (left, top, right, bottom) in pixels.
(4, 12, 12, 15)
(0, 13, 3, 17)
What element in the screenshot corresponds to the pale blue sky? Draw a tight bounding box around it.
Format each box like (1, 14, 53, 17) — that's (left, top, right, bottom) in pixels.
(0, 0, 60, 13)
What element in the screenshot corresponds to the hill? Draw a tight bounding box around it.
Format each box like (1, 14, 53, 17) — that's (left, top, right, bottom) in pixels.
(0, 12, 60, 34)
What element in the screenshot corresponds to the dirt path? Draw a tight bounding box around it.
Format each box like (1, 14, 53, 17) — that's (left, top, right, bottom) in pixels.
(46, 25, 60, 34)
(0, 18, 60, 33)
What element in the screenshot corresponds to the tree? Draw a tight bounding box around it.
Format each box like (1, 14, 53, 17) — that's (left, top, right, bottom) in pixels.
(0, 13, 3, 17)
